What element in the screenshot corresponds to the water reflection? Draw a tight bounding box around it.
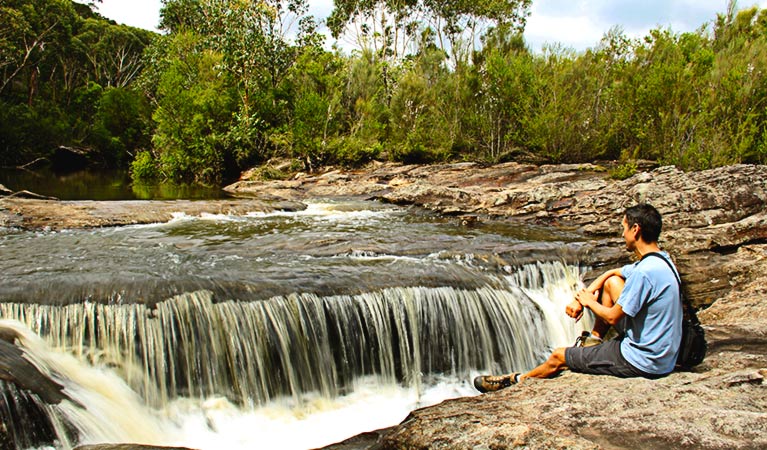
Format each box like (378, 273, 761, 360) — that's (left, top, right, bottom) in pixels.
(0, 168, 227, 200)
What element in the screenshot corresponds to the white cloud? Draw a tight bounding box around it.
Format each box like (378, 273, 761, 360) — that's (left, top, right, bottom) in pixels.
(522, 0, 758, 53)
(525, 13, 604, 52)
(91, 0, 162, 31)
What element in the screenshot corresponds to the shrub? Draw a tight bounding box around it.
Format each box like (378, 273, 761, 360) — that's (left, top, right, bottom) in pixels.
(130, 150, 159, 181)
(330, 137, 382, 167)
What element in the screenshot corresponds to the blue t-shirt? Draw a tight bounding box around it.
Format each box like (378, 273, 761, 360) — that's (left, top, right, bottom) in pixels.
(616, 252, 683, 375)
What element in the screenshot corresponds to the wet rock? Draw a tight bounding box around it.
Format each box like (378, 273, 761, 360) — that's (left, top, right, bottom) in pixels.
(0, 330, 78, 450)
(227, 163, 767, 309)
(296, 163, 767, 450)
(0, 339, 69, 406)
(0, 380, 63, 450)
(0, 198, 307, 230)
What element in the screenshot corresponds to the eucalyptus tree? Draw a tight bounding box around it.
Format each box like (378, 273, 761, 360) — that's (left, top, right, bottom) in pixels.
(327, 0, 532, 64)
(74, 20, 155, 88)
(281, 46, 348, 169)
(526, 27, 632, 164)
(147, 31, 237, 184)
(140, 0, 318, 182)
(387, 29, 459, 162)
(463, 24, 535, 162)
(0, 0, 77, 98)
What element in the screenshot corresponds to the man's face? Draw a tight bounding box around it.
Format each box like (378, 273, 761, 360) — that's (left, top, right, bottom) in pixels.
(622, 216, 640, 251)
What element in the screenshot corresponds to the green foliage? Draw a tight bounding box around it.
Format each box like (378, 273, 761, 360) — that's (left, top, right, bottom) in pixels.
(331, 138, 382, 166)
(0, 101, 70, 165)
(610, 162, 637, 180)
(130, 150, 159, 181)
(0, 1, 154, 169)
(281, 48, 345, 168)
(150, 32, 237, 184)
(5, 0, 767, 188)
(610, 148, 639, 180)
(466, 26, 536, 162)
(91, 87, 153, 166)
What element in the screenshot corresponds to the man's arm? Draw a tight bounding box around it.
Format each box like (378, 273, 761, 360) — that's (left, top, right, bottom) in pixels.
(575, 288, 626, 325)
(565, 268, 624, 319)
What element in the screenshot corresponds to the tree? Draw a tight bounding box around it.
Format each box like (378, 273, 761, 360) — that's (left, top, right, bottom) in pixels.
(282, 48, 347, 168)
(91, 86, 153, 166)
(328, 0, 532, 64)
(463, 25, 536, 162)
(74, 20, 155, 88)
(0, 0, 78, 99)
(149, 32, 237, 184)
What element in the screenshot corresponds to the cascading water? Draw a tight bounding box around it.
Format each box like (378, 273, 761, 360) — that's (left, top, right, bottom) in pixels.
(0, 201, 591, 449)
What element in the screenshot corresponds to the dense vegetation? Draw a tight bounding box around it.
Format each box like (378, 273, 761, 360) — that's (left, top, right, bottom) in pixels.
(0, 0, 155, 169)
(1, 0, 766, 185)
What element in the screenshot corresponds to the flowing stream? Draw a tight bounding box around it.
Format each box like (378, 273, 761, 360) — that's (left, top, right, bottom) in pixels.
(0, 200, 592, 450)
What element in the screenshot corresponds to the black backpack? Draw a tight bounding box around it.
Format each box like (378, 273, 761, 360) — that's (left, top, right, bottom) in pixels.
(642, 252, 707, 369)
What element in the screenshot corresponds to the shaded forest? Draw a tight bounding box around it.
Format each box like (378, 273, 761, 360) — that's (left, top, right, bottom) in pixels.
(1, 0, 766, 186)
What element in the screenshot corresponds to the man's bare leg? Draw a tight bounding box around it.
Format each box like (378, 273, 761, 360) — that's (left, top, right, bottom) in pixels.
(589, 275, 625, 339)
(475, 275, 627, 391)
(519, 347, 567, 381)
(521, 276, 625, 381)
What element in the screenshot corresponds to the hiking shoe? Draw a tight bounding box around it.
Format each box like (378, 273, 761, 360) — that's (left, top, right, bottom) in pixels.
(473, 373, 520, 393)
(574, 331, 603, 348)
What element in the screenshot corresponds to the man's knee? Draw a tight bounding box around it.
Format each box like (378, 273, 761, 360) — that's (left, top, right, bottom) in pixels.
(547, 347, 568, 370)
(603, 275, 625, 305)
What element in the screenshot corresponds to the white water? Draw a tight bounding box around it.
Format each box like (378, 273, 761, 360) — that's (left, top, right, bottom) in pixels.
(166, 375, 478, 450)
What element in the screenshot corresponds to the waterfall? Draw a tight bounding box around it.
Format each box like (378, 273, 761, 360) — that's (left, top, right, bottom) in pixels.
(0, 261, 588, 449)
(0, 320, 177, 448)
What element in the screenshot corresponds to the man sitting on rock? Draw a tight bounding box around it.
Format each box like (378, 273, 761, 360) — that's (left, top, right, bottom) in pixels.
(474, 204, 683, 392)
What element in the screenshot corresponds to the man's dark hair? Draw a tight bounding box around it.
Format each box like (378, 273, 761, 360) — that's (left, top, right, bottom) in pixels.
(625, 204, 662, 243)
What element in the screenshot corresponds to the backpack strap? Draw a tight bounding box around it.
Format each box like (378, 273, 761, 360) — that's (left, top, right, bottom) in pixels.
(641, 252, 681, 291)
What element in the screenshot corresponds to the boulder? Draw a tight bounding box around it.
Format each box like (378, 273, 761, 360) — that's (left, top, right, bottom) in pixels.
(300, 163, 767, 450)
(51, 146, 90, 172)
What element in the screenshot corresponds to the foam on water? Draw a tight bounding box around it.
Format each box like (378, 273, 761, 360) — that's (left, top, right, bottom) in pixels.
(166, 375, 478, 450)
(247, 201, 400, 223)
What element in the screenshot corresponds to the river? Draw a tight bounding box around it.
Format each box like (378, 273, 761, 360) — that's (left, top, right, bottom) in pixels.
(0, 199, 592, 449)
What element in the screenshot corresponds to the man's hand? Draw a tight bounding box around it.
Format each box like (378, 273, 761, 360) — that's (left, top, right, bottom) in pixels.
(566, 299, 583, 321)
(575, 288, 599, 308)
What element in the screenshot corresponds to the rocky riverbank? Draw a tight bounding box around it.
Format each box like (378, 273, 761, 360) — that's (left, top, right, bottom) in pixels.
(3, 162, 767, 449)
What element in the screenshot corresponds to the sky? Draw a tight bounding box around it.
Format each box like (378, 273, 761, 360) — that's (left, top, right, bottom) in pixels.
(85, 0, 767, 53)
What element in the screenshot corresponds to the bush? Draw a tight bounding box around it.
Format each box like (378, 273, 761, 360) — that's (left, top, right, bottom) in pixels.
(391, 141, 450, 164)
(330, 137, 382, 167)
(90, 87, 152, 167)
(130, 150, 159, 181)
(610, 161, 638, 180)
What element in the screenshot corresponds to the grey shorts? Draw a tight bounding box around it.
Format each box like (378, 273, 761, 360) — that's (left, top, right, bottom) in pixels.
(565, 338, 662, 379)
